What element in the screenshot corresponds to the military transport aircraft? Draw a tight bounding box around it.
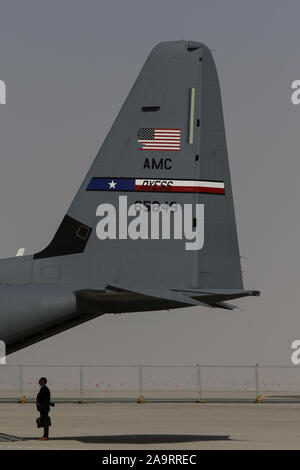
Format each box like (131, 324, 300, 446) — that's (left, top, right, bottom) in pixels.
(0, 40, 259, 355)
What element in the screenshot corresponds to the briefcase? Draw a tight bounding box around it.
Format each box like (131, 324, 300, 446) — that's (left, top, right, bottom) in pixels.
(36, 416, 51, 428)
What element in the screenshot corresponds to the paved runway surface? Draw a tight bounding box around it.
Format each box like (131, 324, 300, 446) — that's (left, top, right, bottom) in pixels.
(0, 402, 299, 450)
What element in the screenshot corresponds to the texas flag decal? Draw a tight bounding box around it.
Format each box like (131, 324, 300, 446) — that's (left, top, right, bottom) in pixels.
(87, 178, 225, 195)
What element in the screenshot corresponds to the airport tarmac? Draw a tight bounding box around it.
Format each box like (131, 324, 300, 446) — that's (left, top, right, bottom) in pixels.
(0, 402, 299, 450)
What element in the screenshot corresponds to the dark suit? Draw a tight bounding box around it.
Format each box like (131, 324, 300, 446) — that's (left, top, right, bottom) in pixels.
(36, 385, 51, 438)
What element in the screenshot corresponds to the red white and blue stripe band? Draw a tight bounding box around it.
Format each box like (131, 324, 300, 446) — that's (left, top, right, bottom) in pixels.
(87, 178, 225, 195)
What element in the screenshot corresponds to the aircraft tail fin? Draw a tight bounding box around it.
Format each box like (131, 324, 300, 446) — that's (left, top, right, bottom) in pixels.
(33, 41, 246, 292)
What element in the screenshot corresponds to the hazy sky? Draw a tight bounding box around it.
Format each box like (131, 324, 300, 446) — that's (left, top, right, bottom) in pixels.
(1, 0, 300, 366)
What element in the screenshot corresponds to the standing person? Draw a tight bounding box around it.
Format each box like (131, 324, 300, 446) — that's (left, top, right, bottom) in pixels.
(36, 377, 51, 440)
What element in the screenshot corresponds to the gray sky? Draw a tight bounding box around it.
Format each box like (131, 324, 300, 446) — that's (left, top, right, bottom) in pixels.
(0, 0, 300, 366)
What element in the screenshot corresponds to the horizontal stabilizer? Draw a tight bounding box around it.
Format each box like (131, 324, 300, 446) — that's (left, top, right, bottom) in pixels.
(106, 283, 209, 307)
(203, 301, 237, 310)
(75, 285, 260, 315)
(172, 288, 259, 300)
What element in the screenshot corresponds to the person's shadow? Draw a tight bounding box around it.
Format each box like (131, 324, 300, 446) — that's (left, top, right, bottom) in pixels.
(25, 434, 231, 444)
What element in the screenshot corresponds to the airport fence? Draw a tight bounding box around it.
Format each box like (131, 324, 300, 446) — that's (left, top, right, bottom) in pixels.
(0, 364, 300, 402)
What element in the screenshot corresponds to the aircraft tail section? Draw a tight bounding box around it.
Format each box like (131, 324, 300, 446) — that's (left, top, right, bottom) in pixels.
(33, 41, 244, 291)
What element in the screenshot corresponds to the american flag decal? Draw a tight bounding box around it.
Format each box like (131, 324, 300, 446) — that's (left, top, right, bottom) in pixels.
(137, 128, 181, 151)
